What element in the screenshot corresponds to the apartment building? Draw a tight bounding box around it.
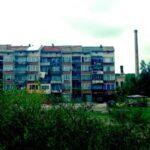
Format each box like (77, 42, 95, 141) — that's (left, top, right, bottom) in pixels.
(0, 45, 40, 90)
(0, 44, 115, 101)
(40, 45, 115, 101)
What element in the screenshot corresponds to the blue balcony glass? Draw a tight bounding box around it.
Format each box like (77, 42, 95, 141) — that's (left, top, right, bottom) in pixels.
(92, 84, 103, 90)
(51, 84, 62, 93)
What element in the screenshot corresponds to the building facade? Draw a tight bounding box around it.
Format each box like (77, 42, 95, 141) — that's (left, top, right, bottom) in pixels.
(0, 44, 116, 101)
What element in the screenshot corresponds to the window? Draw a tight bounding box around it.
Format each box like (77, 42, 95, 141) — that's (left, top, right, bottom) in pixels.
(63, 66, 71, 71)
(107, 84, 110, 90)
(103, 66, 114, 72)
(27, 57, 38, 62)
(3, 65, 13, 71)
(16, 57, 26, 62)
(0, 56, 3, 60)
(64, 83, 70, 90)
(63, 74, 71, 80)
(104, 74, 115, 81)
(41, 66, 49, 72)
(41, 85, 49, 90)
(4, 56, 13, 62)
(41, 58, 49, 63)
(29, 85, 38, 90)
(51, 84, 62, 91)
(92, 65, 103, 71)
(4, 84, 13, 90)
(72, 56, 81, 62)
(81, 65, 90, 71)
(81, 74, 91, 80)
(72, 64, 80, 71)
(92, 57, 103, 64)
(51, 75, 61, 81)
(4, 74, 13, 80)
(104, 57, 114, 63)
(82, 83, 91, 90)
(92, 74, 103, 80)
(105, 84, 116, 90)
(52, 66, 60, 72)
(27, 65, 38, 71)
(63, 56, 71, 62)
(92, 84, 103, 90)
(16, 66, 26, 71)
(16, 75, 26, 81)
(82, 56, 90, 62)
(51, 58, 61, 65)
(111, 84, 115, 90)
(27, 74, 38, 81)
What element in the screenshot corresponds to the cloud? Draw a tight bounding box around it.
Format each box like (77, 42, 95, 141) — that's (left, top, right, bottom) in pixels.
(66, 19, 125, 39)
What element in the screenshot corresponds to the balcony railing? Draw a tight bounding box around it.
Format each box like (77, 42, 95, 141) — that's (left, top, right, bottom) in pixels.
(92, 80, 103, 84)
(51, 89, 62, 93)
(40, 62, 50, 66)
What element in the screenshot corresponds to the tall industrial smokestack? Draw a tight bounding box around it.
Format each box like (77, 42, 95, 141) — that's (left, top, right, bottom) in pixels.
(120, 65, 124, 74)
(134, 29, 139, 75)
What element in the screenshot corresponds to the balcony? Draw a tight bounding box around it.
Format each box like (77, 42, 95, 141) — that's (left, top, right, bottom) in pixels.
(40, 62, 50, 66)
(51, 80, 62, 84)
(26, 71, 39, 74)
(51, 89, 62, 93)
(103, 62, 114, 65)
(92, 70, 103, 74)
(15, 69, 26, 74)
(3, 79, 14, 83)
(72, 76, 81, 81)
(3, 70, 14, 74)
(15, 53, 27, 56)
(92, 80, 103, 84)
(51, 84, 62, 93)
(27, 62, 39, 65)
(103, 71, 115, 74)
(92, 84, 103, 90)
(15, 61, 27, 65)
(41, 54, 61, 57)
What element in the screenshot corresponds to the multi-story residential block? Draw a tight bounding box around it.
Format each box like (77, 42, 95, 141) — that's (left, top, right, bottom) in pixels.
(0, 44, 116, 101)
(0, 45, 40, 90)
(40, 45, 115, 101)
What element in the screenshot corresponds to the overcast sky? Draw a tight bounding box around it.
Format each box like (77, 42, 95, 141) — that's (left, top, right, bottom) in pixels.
(0, 0, 150, 73)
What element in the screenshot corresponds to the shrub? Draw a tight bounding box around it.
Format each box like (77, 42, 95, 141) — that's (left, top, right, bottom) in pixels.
(0, 90, 150, 150)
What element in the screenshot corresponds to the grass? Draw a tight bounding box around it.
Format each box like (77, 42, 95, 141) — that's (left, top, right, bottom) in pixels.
(87, 105, 150, 125)
(88, 111, 111, 122)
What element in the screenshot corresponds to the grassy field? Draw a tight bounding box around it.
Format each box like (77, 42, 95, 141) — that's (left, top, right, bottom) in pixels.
(88, 105, 150, 124)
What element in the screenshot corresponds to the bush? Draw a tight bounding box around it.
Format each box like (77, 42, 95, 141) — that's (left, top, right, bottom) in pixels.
(0, 90, 150, 150)
(110, 108, 130, 123)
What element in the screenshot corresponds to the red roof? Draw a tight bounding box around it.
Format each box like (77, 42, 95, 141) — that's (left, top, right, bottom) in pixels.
(42, 46, 61, 51)
(42, 45, 82, 51)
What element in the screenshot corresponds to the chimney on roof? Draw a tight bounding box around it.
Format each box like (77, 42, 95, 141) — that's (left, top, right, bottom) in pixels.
(120, 65, 124, 74)
(134, 29, 139, 75)
(52, 43, 54, 48)
(29, 44, 31, 47)
(100, 45, 103, 48)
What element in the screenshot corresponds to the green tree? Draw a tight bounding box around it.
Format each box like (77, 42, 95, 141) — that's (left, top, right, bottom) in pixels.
(116, 60, 150, 98)
(139, 60, 150, 96)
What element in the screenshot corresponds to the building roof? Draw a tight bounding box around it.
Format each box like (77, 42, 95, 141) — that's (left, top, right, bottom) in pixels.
(42, 45, 82, 51)
(0, 45, 29, 51)
(42, 46, 61, 51)
(10, 45, 29, 50)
